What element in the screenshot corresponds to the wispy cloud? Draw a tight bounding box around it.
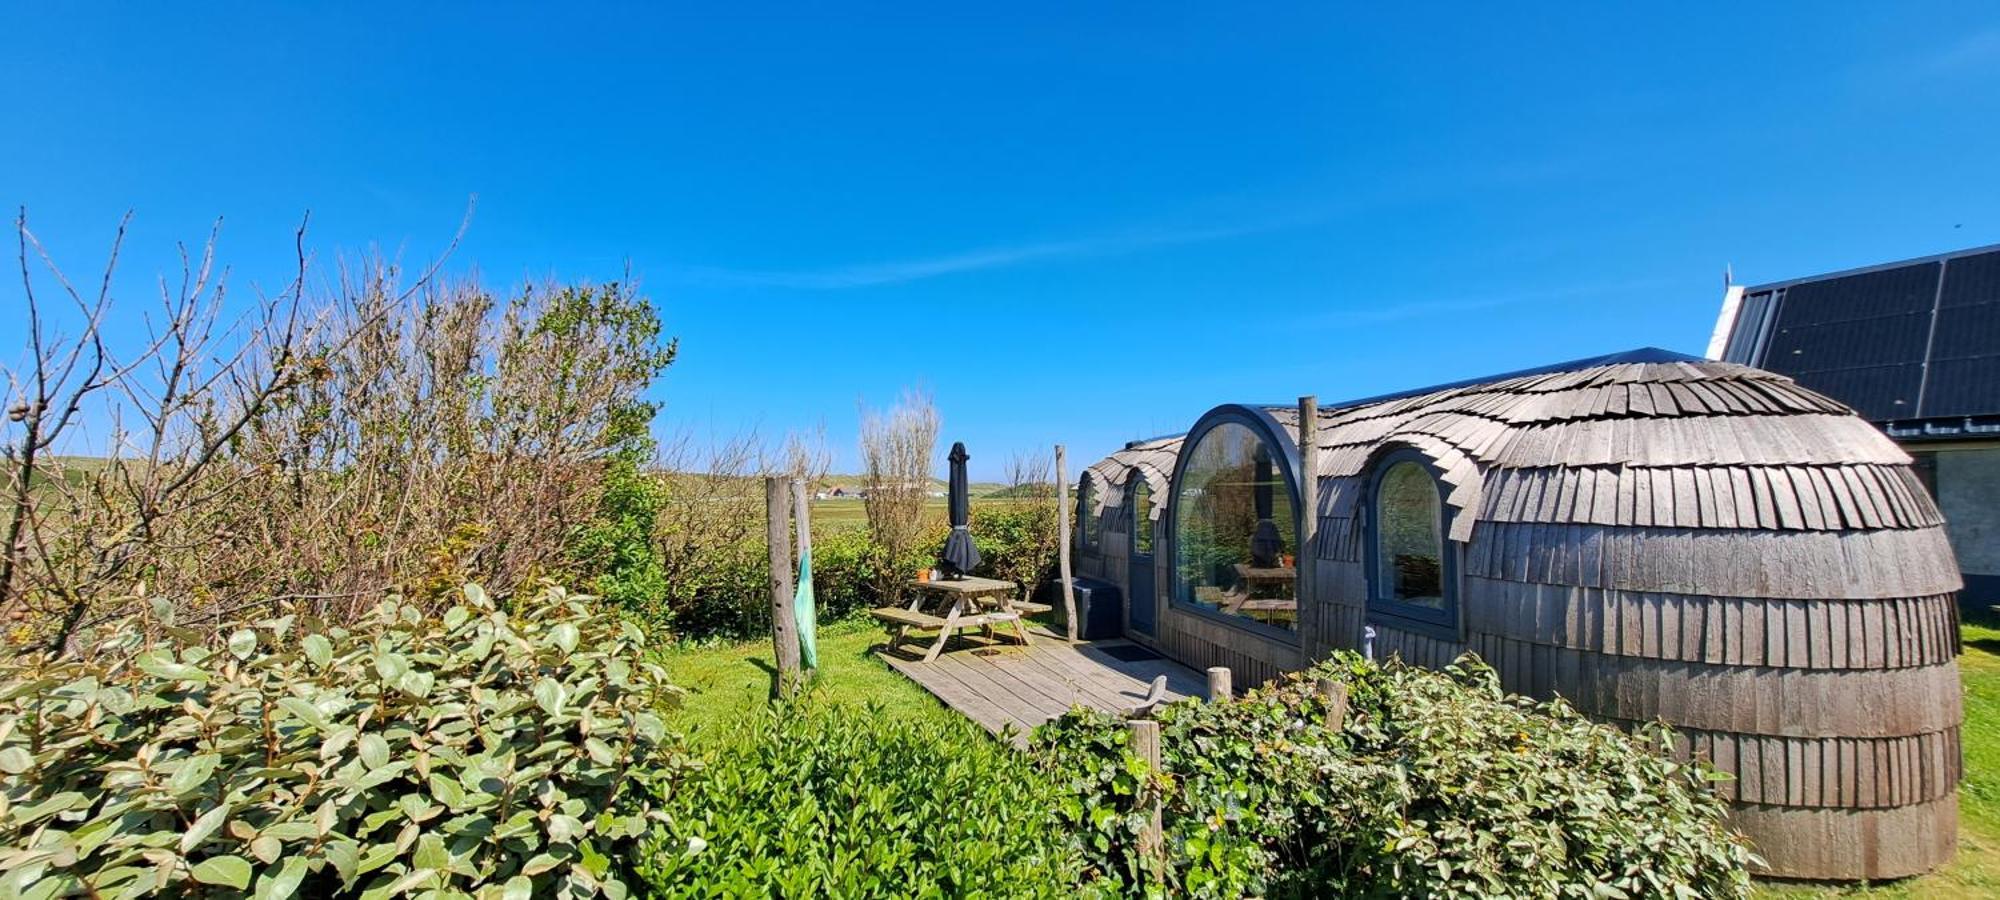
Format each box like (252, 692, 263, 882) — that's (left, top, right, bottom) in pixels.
(1314, 276, 1679, 327)
(1921, 27, 2000, 76)
(668, 215, 1321, 290)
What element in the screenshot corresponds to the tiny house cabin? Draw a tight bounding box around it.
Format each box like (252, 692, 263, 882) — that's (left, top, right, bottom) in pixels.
(1074, 348, 1963, 880)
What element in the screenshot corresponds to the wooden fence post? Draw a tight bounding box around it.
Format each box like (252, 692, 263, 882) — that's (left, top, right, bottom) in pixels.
(1206, 666, 1233, 702)
(1297, 395, 1318, 648)
(791, 478, 812, 565)
(766, 477, 801, 698)
(1317, 676, 1348, 730)
(1127, 718, 1163, 867)
(1056, 444, 1078, 642)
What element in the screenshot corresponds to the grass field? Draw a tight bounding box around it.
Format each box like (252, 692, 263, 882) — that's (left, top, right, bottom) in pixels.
(807, 496, 1042, 530)
(663, 611, 2000, 895)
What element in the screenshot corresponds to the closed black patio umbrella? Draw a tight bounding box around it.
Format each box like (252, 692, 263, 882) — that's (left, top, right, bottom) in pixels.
(939, 441, 982, 578)
(1250, 445, 1283, 568)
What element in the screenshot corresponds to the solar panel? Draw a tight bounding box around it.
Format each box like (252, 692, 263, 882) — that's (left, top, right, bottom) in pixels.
(1921, 250, 2000, 418)
(1758, 262, 1939, 421)
(1732, 247, 2000, 424)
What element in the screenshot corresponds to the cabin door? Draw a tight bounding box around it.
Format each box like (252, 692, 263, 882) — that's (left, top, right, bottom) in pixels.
(1127, 471, 1156, 636)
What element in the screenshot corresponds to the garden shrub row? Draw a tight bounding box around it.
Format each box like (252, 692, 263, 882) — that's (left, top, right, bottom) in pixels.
(0, 585, 683, 899)
(1034, 653, 1758, 899)
(656, 502, 1060, 642)
(634, 700, 1086, 898)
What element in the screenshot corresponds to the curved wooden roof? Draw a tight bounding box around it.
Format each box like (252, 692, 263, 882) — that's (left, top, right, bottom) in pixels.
(1082, 435, 1181, 519)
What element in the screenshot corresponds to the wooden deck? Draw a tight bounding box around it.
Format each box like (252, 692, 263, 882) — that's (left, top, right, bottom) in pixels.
(879, 625, 1205, 747)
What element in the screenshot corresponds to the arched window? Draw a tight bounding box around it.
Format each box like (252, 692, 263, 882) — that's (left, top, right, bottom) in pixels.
(1131, 477, 1154, 555)
(1076, 477, 1101, 551)
(1170, 412, 1299, 635)
(1366, 451, 1456, 634)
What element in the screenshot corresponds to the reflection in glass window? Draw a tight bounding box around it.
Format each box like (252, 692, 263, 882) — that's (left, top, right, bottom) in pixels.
(1374, 460, 1444, 610)
(1172, 421, 1297, 632)
(1132, 478, 1154, 555)
(1077, 478, 1100, 550)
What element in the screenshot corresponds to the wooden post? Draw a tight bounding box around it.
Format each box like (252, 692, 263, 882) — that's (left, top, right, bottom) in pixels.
(1297, 395, 1318, 649)
(765, 477, 801, 697)
(1317, 676, 1348, 730)
(791, 478, 812, 564)
(1056, 443, 1078, 642)
(1127, 718, 1163, 866)
(1206, 666, 1233, 702)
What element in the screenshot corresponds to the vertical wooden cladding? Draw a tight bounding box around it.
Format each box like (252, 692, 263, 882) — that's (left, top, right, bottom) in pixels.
(1078, 357, 1964, 880)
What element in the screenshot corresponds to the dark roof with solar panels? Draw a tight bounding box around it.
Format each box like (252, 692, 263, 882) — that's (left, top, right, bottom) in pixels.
(1712, 243, 2000, 441)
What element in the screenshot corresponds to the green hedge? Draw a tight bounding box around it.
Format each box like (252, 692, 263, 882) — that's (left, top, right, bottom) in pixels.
(1034, 653, 1757, 899)
(0, 585, 684, 899)
(635, 700, 1087, 898)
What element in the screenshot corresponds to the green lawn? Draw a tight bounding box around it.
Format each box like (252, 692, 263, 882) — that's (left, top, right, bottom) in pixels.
(660, 617, 959, 747)
(663, 611, 2000, 895)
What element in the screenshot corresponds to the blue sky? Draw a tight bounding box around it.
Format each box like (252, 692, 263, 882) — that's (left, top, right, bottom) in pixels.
(6, 3, 2000, 479)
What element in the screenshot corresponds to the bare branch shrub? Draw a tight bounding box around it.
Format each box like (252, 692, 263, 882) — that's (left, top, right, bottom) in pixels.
(2, 213, 675, 653)
(858, 388, 938, 604)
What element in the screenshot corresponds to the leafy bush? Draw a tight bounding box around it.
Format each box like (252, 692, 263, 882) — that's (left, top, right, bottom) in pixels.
(635, 700, 1087, 898)
(970, 503, 1060, 600)
(1034, 653, 1756, 899)
(0, 584, 684, 899)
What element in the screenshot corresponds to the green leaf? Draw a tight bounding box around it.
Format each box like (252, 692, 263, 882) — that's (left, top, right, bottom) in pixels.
(374, 651, 408, 683)
(413, 833, 450, 871)
(253, 857, 307, 900)
(180, 802, 233, 853)
(0, 746, 32, 775)
(429, 773, 467, 809)
(302, 633, 333, 669)
(323, 839, 361, 886)
(189, 855, 253, 889)
(502, 875, 534, 900)
(397, 670, 435, 699)
(167, 754, 222, 796)
(277, 697, 330, 732)
(533, 678, 567, 717)
(551, 623, 580, 655)
(228, 628, 259, 659)
(358, 733, 390, 769)
(250, 834, 282, 864)
(135, 651, 209, 684)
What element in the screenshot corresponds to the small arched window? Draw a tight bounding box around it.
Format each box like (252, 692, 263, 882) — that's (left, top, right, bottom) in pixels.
(1131, 477, 1154, 555)
(1076, 477, 1101, 550)
(1367, 451, 1456, 634)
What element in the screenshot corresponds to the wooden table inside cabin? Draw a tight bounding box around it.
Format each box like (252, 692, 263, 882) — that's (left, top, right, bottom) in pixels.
(870, 576, 1031, 662)
(1224, 563, 1298, 625)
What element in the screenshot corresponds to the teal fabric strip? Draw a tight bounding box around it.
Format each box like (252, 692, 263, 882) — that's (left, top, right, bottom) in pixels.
(794, 548, 818, 669)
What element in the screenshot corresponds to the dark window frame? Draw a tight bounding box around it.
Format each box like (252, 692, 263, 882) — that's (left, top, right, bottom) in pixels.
(1363, 447, 1460, 640)
(1163, 404, 1304, 645)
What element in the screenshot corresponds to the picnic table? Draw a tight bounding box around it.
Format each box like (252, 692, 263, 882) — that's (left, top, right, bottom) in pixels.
(1222, 563, 1298, 625)
(871, 576, 1053, 662)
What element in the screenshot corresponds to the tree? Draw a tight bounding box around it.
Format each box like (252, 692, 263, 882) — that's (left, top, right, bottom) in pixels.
(858, 388, 937, 605)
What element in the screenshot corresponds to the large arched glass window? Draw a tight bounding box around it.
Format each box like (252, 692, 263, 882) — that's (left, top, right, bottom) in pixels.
(1366, 451, 1456, 633)
(1172, 418, 1298, 633)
